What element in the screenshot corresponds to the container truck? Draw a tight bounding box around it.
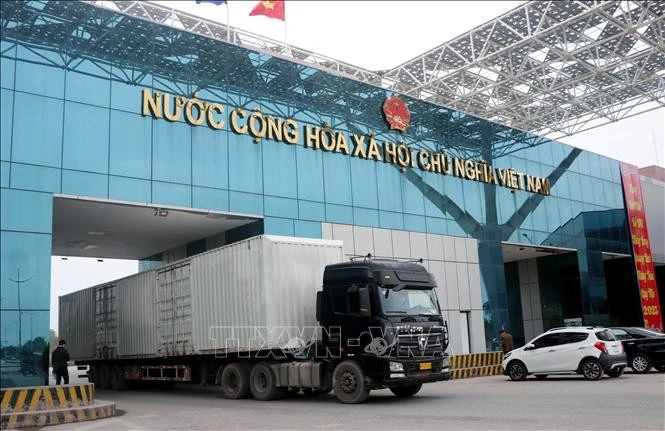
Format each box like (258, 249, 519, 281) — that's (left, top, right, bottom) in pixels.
(59, 235, 450, 403)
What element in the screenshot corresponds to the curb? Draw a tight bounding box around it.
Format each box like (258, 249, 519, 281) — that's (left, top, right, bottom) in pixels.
(1, 384, 95, 413)
(1, 400, 115, 430)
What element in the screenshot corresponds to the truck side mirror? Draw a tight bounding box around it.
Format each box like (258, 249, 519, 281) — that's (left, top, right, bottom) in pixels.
(358, 287, 371, 317)
(316, 291, 322, 322)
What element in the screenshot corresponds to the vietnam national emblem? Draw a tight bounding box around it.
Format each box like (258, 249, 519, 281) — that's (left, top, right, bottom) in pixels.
(382, 96, 411, 132)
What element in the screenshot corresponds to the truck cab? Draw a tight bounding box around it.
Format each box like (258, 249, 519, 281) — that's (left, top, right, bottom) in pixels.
(317, 258, 451, 401)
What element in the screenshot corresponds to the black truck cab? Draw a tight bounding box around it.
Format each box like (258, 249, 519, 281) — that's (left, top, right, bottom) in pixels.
(317, 258, 451, 397)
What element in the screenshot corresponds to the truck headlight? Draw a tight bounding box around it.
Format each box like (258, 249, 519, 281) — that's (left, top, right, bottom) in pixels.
(389, 361, 404, 372)
(441, 355, 450, 368)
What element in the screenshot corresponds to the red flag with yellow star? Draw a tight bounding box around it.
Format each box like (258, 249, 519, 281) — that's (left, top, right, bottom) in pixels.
(249, 0, 285, 21)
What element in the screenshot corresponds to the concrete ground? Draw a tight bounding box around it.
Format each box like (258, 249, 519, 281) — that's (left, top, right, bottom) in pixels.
(45, 371, 665, 431)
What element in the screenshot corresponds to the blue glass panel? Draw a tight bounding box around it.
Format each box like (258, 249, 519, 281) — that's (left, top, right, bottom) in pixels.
(379, 210, 404, 230)
(1, 161, 9, 187)
(1, 56, 14, 90)
(325, 204, 353, 224)
(15, 62, 65, 99)
(294, 220, 321, 239)
(192, 128, 228, 190)
(263, 141, 297, 199)
(295, 145, 324, 201)
(401, 173, 425, 216)
(0, 189, 52, 233)
(448, 220, 466, 237)
(11, 93, 63, 167)
(581, 175, 594, 204)
(109, 176, 151, 203)
(228, 133, 262, 194)
(152, 181, 191, 208)
(426, 217, 446, 235)
(65, 70, 110, 107)
(264, 216, 294, 236)
(423, 173, 445, 218)
(376, 164, 402, 212)
(298, 200, 325, 221)
(353, 207, 379, 227)
(62, 170, 107, 199)
(322, 153, 351, 205)
(192, 186, 228, 212)
(0, 231, 51, 309)
(229, 191, 263, 215)
(462, 181, 484, 223)
(1, 89, 13, 161)
(63, 102, 109, 173)
(264, 196, 298, 219)
(404, 214, 426, 233)
(109, 110, 152, 179)
(568, 172, 583, 202)
(153, 120, 191, 184)
(110, 73, 152, 114)
(349, 157, 377, 208)
(10, 163, 60, 193)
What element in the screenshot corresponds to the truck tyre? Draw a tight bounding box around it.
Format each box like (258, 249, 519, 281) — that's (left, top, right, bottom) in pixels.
(220, 363, 251, 399)
(111, 365, 128, 390)
(98, 364, 112, 390)
(332, 360, 369, 404)
(390, 384, 422, 398)
(249, 362, 287, 401)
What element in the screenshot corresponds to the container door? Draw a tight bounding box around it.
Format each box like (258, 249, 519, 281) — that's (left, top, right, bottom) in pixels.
(95, 284, 117, 359)
(157, 264, 193, 356)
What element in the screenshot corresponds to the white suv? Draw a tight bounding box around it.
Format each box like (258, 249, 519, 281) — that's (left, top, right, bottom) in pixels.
(502, 327, 627, 381)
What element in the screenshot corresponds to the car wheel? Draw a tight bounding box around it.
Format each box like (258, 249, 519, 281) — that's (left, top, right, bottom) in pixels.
(507, 361, 527, 381)
(581, 358, 603, 380)
(534, 374, 547, 380)
(605, 367, 624, 378)
(332, 360, 370, 404)
(631, 354, 652, 374)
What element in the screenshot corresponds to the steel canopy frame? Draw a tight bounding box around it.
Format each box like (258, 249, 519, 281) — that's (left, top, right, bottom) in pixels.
(84, 0, 665, 140)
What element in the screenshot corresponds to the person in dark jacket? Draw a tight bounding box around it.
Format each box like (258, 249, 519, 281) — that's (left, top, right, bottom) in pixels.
(51, 340, 70, 385)
(500, 330, 514, 354)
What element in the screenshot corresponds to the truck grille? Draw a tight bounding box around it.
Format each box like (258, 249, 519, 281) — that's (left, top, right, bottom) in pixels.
(396, 331, 445, 358)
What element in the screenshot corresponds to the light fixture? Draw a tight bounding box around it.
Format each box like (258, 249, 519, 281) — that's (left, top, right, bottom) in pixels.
(97, 259, 104, 262)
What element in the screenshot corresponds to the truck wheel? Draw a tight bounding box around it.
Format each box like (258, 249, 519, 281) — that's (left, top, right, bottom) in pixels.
(98, 364, 111, 390)
(332, 360, 369, 404)
(111, 365, 128, 390)
(249, 363, 287, 401)
(390, 384, 422, 398)
(220, 363, 251, 399)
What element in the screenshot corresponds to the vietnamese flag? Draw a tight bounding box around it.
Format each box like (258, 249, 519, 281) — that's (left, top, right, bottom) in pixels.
(249, 0, 285, 21)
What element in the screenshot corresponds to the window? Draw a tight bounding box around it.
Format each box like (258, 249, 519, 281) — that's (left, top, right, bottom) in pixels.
(532, 334, 561, 349)
(561, 332, 588, 344)
(595, 330, 616, 342)
(611, 328, 629, 340)
(330, 285, 371, 316)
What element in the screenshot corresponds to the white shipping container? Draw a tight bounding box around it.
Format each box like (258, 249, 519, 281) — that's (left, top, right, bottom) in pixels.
(59, 235, 343, 361)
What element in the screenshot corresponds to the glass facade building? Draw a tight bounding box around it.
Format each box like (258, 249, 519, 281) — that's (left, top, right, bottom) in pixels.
(0, 1, 658, 388)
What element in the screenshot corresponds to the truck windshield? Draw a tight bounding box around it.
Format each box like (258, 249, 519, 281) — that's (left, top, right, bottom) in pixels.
(379, 287, 440, 316)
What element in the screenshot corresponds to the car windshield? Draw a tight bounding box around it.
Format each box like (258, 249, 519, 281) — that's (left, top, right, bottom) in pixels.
(379, 287, 440, 316)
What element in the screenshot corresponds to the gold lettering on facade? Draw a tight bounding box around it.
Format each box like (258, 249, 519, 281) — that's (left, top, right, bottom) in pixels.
(140, 88, 553, 196)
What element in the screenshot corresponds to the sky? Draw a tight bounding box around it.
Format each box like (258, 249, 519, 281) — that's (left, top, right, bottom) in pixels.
(49, 0, 664, 330)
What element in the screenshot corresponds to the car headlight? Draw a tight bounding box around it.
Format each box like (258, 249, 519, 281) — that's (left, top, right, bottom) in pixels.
(389, 361, 404, 372)
(503, 352, 511, 360)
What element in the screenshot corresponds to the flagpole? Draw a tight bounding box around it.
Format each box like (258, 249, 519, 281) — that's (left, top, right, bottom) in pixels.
(226, 1, 231, 42)
(283, 2, 288, 51)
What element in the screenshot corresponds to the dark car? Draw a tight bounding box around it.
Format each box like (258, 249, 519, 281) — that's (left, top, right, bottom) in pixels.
(609, 327, 665, 373)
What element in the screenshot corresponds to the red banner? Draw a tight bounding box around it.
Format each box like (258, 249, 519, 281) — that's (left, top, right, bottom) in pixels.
(620, 162, 663, 332)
